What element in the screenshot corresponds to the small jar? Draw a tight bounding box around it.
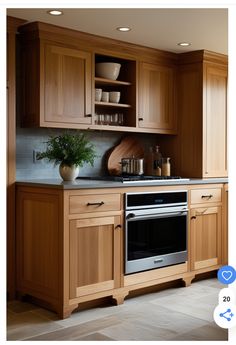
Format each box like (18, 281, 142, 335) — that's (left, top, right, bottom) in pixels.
(161, 157, 171, 176)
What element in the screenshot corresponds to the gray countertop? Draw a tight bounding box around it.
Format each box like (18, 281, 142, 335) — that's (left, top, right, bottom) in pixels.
(16, 177, 228, 189)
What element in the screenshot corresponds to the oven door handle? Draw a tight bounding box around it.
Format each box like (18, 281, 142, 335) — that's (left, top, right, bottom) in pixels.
(126, 211, 188, 221)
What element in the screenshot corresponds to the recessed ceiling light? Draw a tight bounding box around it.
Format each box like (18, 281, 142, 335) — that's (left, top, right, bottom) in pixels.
(47, 10, 63, 16)
(177, 42, 191, 47)
(116, 27, 131, 32)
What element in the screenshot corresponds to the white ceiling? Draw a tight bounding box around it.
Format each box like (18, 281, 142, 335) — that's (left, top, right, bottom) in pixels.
(7, 8, 228, 54)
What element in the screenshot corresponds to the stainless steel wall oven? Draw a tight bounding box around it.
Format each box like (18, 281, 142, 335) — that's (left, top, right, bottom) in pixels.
(125, 191, 188, 274)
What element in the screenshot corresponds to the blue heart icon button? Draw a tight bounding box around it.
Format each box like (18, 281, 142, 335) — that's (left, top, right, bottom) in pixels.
(222, 271, 233, 281)
(218, 266, 236, 285)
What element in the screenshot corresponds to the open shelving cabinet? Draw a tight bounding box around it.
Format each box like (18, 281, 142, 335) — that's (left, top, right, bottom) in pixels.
(94, 54, 137, 128)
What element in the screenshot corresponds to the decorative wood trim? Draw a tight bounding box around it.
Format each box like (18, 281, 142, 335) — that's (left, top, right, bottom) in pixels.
(76, 281, 115, 297)
(124, 263, 187, 287)
(194, 258, 218, 270)
(177, 50, 228, 66)
(222, 184, 228, 264)
(7, 16, 25, 33)
(7, 16, 26, 300)
(18, 21, 178, 66)
(75, 216, 115, 228)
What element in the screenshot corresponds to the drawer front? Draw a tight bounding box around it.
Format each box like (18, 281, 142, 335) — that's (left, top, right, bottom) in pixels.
(190, 188, 222, 204)
(69, 193, 121, 214)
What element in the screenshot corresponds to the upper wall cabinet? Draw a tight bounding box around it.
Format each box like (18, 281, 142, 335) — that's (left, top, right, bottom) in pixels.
(20, 40, 92, 128)
(174, 51, 228, 178)
(94, 54, 137, 129)
(203, 64, 227, 177)
(18, 21, 178, 134)
(138, 62, 177, 133)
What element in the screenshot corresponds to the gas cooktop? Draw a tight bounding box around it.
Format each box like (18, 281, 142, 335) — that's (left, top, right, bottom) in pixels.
(77, 175, 190, 183)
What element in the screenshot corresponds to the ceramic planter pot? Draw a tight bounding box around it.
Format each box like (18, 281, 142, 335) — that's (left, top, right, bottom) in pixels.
(59, 163, 79, 181)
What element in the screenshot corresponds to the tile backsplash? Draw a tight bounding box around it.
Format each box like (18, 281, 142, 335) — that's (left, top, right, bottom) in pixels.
(16, 127, 159, 180)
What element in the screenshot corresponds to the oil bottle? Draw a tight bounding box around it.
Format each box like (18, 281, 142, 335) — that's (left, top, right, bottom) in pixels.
(153, 145, 162, 176)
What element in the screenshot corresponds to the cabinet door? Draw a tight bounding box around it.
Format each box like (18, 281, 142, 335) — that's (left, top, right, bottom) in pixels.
(138, 62, 176, 132)
(42, 44, 92, 126)
(69, 216, 121, 299)
(203, 64, 227, 177)
(190, 206, 222, 271)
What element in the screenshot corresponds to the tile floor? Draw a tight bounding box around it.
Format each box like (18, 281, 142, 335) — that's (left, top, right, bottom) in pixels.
(7, 278, 228, 341)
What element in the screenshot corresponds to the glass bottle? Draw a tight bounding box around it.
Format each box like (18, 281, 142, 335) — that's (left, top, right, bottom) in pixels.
(161, 157, 171, 176)
(153, 145, 162, 176)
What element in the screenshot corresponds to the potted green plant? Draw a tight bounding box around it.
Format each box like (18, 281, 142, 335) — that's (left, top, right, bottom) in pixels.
(37, 132, 97, 181)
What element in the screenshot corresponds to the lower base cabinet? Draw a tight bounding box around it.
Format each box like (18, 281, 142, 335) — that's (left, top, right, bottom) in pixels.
(15, 183, 227, 318)
(189, 186, 223, 273)
(190, 206, 222, 271)
(69, 216, 122, 299)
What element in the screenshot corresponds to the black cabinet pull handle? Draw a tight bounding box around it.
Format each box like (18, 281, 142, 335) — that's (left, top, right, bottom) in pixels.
(138, 118, 144, 121)
(85, 114, 92, 117)
(201, 194, 213, 199)
(115, 224, 122, 229)
(87, 201, 104, 206)
(191, 216, 196, 220)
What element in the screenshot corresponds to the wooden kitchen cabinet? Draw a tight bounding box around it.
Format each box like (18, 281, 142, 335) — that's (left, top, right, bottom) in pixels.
(69, 215, 122, 299)
(190, 185, 223, 272)
(20, 38, 92, 128)
(138, 62, 177, 133)
(16, 186, 125, 318)
(172, 51, 227, 178)
(18, 21, 178, 134)
(190, 206, 222, 271)
(15, 182, 228, 318)
(94, 54, 137, 128)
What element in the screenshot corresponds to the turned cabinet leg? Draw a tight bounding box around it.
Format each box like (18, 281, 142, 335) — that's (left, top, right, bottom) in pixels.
(59, 304, 79, 319)
(112, 292, 129, 306)
(182, 275, 195, 287)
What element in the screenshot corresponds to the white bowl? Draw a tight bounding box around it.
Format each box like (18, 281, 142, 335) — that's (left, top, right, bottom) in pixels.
(95, 62, 121, 80)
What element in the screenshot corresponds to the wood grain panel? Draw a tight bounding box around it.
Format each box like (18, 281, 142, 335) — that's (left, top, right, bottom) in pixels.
(164, 52, 227, 179)
(16, 191, 62, 302)
(43, 44, 92, 125)
(190, 206, 222, 271)
(222, 184, 228, 264)
(203, 63, 227, 177)
(190, 188, 222, 204)
(69, 216, 120, 299)
(176, 63, 203, 177)
(69, 193, 121, 214)
(138, 62, 176, 131)
(76, 281, 114, 297)
(7, 16, 26, 299)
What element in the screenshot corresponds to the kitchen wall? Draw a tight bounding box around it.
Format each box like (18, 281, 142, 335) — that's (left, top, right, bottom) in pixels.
(16, 127, 160, 180)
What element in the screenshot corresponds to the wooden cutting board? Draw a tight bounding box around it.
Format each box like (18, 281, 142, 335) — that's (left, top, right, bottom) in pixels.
(107, 136, 144, 175)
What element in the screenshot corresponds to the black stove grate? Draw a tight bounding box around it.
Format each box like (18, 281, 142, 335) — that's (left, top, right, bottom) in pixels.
(77, 175, 189, 182)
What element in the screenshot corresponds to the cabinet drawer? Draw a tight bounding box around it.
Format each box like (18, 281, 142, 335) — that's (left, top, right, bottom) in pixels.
(190, 188, 222, 204)
(69, 193, 121, 214)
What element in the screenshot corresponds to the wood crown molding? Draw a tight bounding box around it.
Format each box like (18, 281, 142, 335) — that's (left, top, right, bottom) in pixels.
(18, 21, 178, 66)
(7, 16, 26, 33)
(177, 49, 228, 66)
